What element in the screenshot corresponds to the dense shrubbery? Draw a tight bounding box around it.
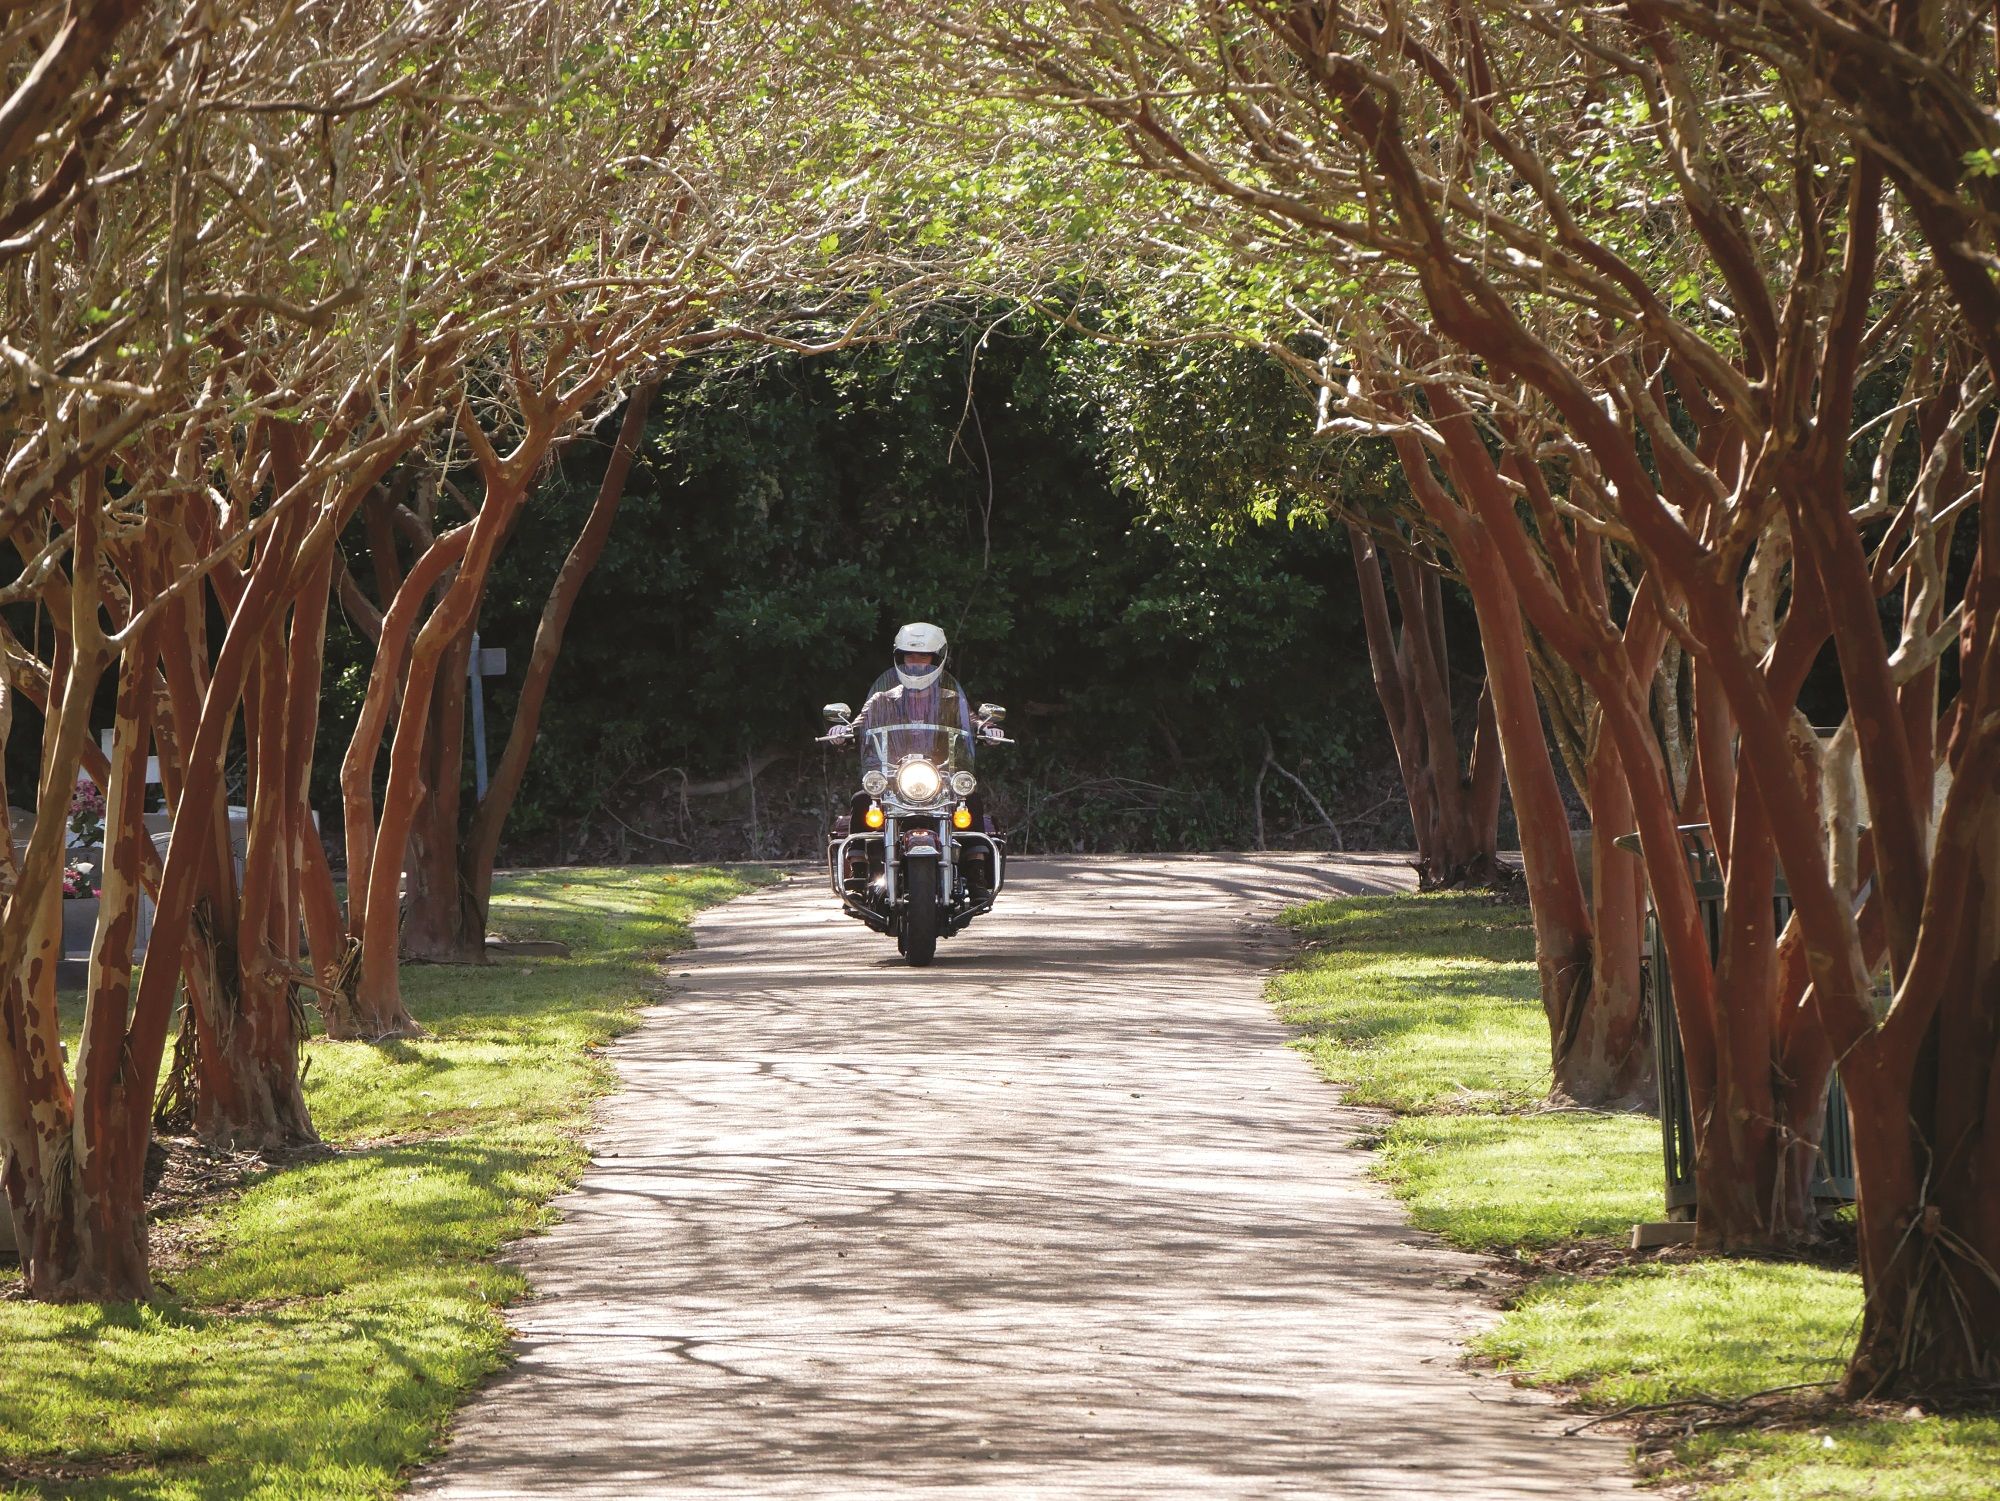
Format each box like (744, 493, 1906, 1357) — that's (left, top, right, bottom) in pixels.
(331, 326, 1477, 860)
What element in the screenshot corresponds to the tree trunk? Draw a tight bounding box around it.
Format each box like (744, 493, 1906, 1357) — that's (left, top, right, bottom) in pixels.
(460, 380, 660, 927)
(1842, 711, 2000, 1397)
(1563, 733, 1652, 1106)
(47, 612, 158, 1301)
(1690, 794, 1826, 1250)
(0, 503, 147, 1300)
(1385, 431, 1597, 1088)
(354, 456, 536, 1023)
(335, 526, 471, 1035)
(190, 628, 315, 1153)
(399, 623, 485, 963)
(1347, 524, 1502, 887)
(282, 551, 348, 995)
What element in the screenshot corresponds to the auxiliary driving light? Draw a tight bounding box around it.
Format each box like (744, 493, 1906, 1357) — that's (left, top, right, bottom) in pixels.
(861, 769, 888, 796)
(951, 770, 977, 796)
(864, 802, 885, 830)
(952, 804, 973, 830)
(895, 758, 942, 803)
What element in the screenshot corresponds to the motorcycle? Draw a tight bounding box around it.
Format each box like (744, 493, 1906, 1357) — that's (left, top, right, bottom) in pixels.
(818, 699, 1012, 966)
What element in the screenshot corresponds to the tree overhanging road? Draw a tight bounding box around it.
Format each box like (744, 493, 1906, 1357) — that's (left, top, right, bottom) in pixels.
(415, 854, 1635, 1498)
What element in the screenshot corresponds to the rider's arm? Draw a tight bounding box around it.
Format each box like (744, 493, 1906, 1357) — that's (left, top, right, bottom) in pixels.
(854, 690, 885, 736)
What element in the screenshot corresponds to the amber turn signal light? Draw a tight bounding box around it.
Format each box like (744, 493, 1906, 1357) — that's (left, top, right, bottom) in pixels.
(952, 804, 972, 830)
(864, 803, 885, 830)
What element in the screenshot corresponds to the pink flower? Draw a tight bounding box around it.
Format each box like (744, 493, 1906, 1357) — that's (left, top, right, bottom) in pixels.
(67, 776, 106, 847)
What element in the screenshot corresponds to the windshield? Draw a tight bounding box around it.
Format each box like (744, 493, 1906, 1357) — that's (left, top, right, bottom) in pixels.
(852, 669, 974, 777)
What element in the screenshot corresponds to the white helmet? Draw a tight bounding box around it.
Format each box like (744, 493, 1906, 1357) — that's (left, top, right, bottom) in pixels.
(892, 621, 948, 690)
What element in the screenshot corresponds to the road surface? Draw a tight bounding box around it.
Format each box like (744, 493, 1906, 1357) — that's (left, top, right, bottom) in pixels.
(414, 853, 1633, 1499)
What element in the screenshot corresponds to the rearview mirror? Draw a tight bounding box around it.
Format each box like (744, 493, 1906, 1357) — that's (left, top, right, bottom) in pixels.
(978, 703, 1006, 724)
(823, 703, 852, 724)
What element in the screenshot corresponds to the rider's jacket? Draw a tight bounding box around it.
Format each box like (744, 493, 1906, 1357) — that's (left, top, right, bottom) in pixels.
(850, 669, 993, 834)
(855, 669, 975, 750)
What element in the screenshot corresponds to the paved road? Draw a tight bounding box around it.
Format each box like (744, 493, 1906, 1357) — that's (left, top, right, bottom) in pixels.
(415, 853, 1634, 1499)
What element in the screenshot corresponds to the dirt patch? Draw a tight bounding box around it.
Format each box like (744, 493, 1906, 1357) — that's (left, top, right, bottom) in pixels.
(146, 1135, 331, 1222)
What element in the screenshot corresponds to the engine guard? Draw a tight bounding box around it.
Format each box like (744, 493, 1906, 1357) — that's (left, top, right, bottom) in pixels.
(826, 830, 1006, 937)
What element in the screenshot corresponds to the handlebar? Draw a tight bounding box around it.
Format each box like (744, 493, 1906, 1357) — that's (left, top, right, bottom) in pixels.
(817, 722, 1012, 745)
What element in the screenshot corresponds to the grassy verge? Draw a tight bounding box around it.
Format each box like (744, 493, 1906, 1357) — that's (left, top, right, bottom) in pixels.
(1274, 891, 2000, 1500)
(0, 864, 771, 1500)
(1271, 894, 1661, 1245)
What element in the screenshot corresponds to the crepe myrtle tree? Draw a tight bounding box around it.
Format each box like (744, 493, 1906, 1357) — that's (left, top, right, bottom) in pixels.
(1174, 0, 1988, 1394)
(0, 384, 445, 1296)
(0, 0, 437, 1291)
(1652, 0, 2000, 1397)
(0, 0, 921, 1296)
(1344, 518, 1505, 889)
(323, 0, 944, 1028)
(902, 3, 2000, 1406)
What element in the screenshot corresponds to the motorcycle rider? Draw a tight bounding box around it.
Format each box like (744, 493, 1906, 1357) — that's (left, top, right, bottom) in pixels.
(854, 621, 973, 746)
(834, 622, 995, 890)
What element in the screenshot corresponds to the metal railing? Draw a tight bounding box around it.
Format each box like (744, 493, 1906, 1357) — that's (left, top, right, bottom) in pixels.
(1632, 824, 1855, 1219)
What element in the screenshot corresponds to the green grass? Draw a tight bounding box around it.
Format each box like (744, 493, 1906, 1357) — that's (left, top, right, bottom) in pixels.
(1479, 1260, 1861, 1406)
(1379, 1112, 1661, 1249)
(1274, 892, 1657, 1247)
(1273, 894, 1555, 1112)
(1272, 888, 1996, 1500)
(1678, 1418, 2000, 1500)
(0, 864, 769, 1500)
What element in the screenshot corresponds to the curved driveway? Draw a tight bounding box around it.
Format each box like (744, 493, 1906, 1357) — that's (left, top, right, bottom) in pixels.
(415, 853, 1634, 1499)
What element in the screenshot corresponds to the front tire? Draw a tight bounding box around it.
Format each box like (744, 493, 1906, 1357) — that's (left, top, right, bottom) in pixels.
(902, 858, 940, 967)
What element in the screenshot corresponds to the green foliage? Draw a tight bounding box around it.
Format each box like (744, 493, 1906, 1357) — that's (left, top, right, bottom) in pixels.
(1380, 1114, 1660, 1249)
(0, 866, 767, 1499)
(1678, 1417, 2000, 1500)
(401, 320, 1409, 855)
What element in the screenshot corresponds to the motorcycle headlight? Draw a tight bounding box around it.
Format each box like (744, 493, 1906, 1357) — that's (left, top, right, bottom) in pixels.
(951, 771, 977, 797)
(861, 769, 888, 796)
(895, 758, 941, 803)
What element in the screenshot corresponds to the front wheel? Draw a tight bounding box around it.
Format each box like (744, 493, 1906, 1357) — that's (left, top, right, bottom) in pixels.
(901, 858, 940, 967)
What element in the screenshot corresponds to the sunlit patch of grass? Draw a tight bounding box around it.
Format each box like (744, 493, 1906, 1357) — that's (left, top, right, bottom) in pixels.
(0, 864, 769, 1499)
(1677, 1415, 2000, 1500)
(1478, 1260, 1861, 1407)
(1271, 893, 1553, 1111)
(1379, 1112, 1660, 1249)
(1269, 892, 1659, 1246)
